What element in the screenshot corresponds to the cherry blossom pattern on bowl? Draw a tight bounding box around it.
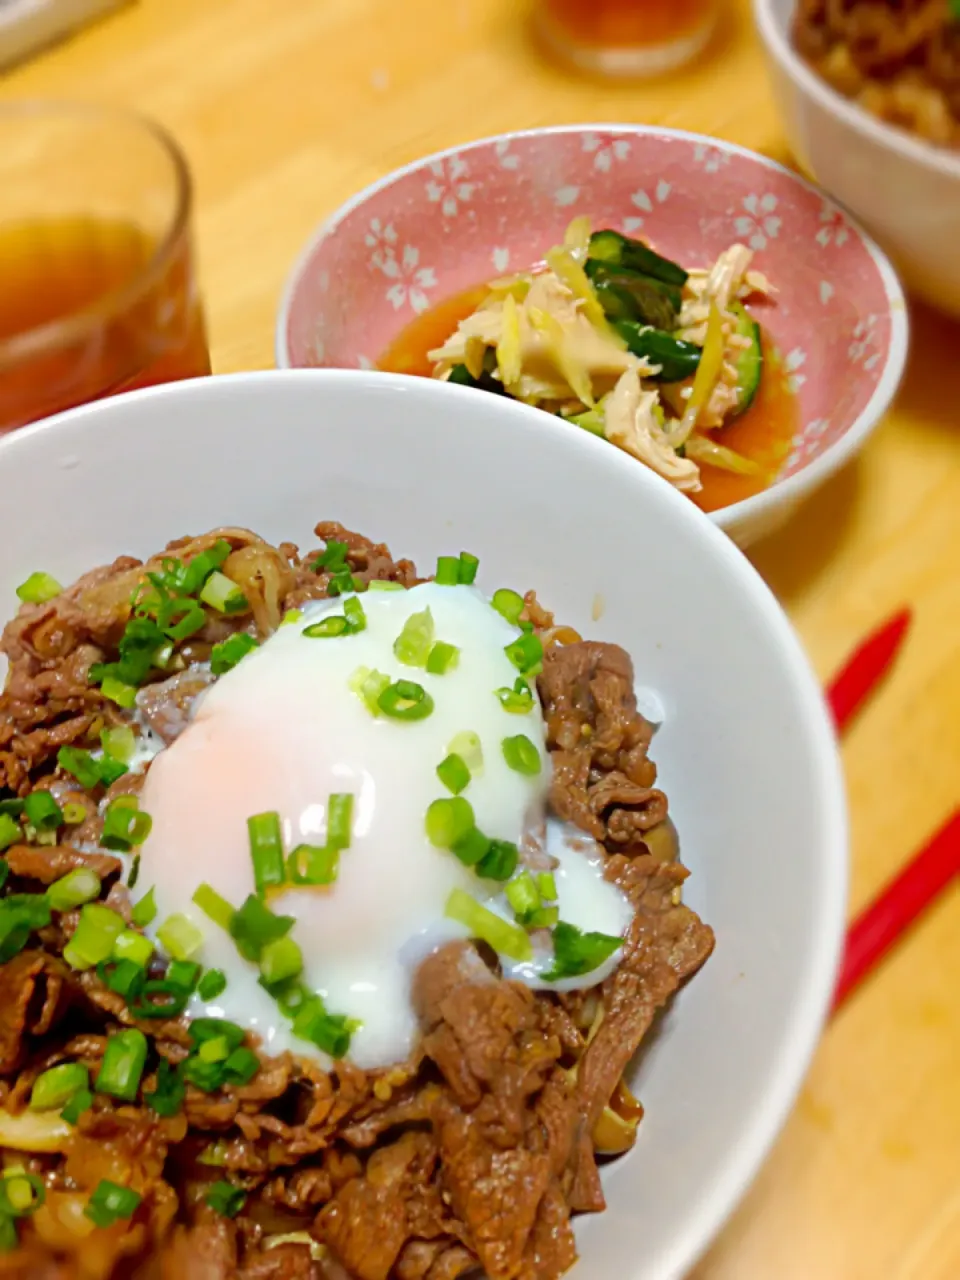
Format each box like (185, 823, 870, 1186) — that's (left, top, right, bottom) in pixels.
(276, 126, 908, 548)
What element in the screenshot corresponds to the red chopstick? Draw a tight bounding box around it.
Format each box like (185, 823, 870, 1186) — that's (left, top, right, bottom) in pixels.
(827, 607, 912, 733)
(832, 807, 960, 1011)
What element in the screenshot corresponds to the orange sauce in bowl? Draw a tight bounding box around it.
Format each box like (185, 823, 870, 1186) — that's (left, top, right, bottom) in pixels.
(378, 286, 799, 514)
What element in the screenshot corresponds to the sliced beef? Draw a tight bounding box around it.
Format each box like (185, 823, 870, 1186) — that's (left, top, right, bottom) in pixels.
(537, 642, 667, 854)
(4, 843, 122, 886)
(0, 951, 72, 1072)
(136, 668, 216, 744)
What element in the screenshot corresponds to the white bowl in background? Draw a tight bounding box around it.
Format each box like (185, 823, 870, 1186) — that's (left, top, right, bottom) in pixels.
(0, 370, 847, 1278)
(753, 0, 960, 317)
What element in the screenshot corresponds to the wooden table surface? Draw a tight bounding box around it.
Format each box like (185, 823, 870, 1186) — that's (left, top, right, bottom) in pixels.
(2, 1, 959, 1275)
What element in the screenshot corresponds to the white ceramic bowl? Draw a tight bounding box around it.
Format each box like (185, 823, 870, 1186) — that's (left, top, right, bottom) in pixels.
(754, 0, 960, 316)
(0, 371, 847, 1279)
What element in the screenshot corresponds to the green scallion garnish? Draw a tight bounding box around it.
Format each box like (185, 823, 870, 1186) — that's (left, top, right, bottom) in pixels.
(495, 678, 535, 714)
(475, 838, 518, 882)
(145, 1059, 185, 1117)
(101, 797, 152, 851)
(280, 608, 303, 626)
(101, 726, 136, 764)
(113, 928, 153, 968)
(16, 571, 62, 604)
(349, 666, 391, 716)
(286, 843, 339, 885)
(95, 1029, 148, 1101)
(131, 887, 158, 928)
(451, 827, 491, 867)
(425, 796, 475, 849)
(436, 753, 470, 796)
(393, 609, 435, 667)
(64, 904, 125, 970)
(57, 745, 126, 790)
(62, 802, 87, 825)
(98, 957, 146, 1001)
(290, 997, 355, 1058)
(229, 895, 294, 962)
(444, 889, 533, 961)
(128, 979, 190, 1020)
(367, 580, 404, 592)
(537, 871, 557, 900)
(192, 883, 234, 930)
(100, 676, 138, 709)
(303, 615, 348, 639)
(47, 867, 101, 912)
(199, 571, 248, 615)
(447, 731, 483, 773)
(542, 920, 623, 982)
(210, 632, 258, 675)
(61, 1087, 94, 1125)
(378, 679, 434, 721)
(205, 1180, 247, 1219)
(23, 790, 62, 832)
(29, 1063, 89, 1112)
(0, 1172, 45, 1219)
(327, 794, 353, 850)
(343, 597, 366, 633)
(259, 935, 303, 986)
(491, 588, 525, 626)
(501, 734, 542, 776)
(198, 969, 227, 1001)
(156, 913, 204, 961)
(504, 633, 544, 677)
(84, 1180, 141, 1228)
(166, 959, 202, 992)
(425, 641, 459, 675)
(0, 814, 21, 852)
(434, 556, 460, 586)
(505, 871, 540, 920)
(310, 539, 348, 574)
(247, 811, 285, 896)
(458, 552, 479, 585)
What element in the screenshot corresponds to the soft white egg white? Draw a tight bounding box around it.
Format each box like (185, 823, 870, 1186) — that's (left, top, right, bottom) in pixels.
(134, 582, 630, 1069)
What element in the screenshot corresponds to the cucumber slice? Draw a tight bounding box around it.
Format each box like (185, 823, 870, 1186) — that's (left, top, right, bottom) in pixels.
(730, 302, 763, 415)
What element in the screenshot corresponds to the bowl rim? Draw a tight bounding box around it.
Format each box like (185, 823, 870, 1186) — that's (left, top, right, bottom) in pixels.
(752, 0, 960, 180)
(0, 366, 848, 1277)
(273, 123, 909, 538)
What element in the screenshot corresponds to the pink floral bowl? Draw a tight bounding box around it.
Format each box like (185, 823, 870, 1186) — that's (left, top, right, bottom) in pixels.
(276, 126, 908, 548)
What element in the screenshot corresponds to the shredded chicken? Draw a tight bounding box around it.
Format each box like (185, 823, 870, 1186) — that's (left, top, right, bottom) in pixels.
(427, 220, 778, 493)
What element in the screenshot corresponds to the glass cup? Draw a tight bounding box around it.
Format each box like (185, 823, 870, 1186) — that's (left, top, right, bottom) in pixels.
(0, 101, 210, 433)
(535, 0, 720, 77)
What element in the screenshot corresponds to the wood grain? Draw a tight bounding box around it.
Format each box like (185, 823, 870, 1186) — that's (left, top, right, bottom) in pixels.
(2, 1, 959, 1274)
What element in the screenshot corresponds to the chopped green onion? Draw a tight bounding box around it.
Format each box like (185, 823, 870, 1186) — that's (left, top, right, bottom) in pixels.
(491, 588, 525, 626)
(229, 894, 294, 962)
(180, 539, 231, 595)
(367, 580, 404, 591)
(206, 1180, 247, 1219)
(393, 609, 435, 667)
(303, 615, 348, 638)
(444, 889, 533, 961)
(327, 568, 357, 596)
(291, 997, 355, 1058)
(223, 1046, 259, 1085)
(62, 802, 87, 825)
(447, 731, 483, 774)
(349, 666, 391, 716)
(327, 794, 353, 850)
(495, 679, 535, 714)
(451, 827, 491, 867)
(128, 853, 141, 890)
(158, 597, 206, 642)
(286, 843, 339, 885)
(0, 896, 53, 963)
(425, 796, 475, 849)
(542, 920, 623, 982)
(425, 641, 460, 675)
(343, 597, 366, 633)
(113, 928, 154, 968)
(145, 1059, 184, 1117)
(166, 959, 202, 992)
(436, 752, 470, 795)
(378, 679, 434, 721)
(128, 979, 190, 1020)
(47, 867, 101, 912)
(101, 798, 152, 851)
(101, 726, 136, 764)
(98, 958, 146, 1001)
(259, 936, 303, 986)
(157, 913, 204, 961)
(198, 1036, 230, 1064)
(0, 799, 23, 816)
(458, 552, 479, 585)
(198, 969, 227, 1001)
(190, 1017, 246, 1051)
(504, 633, 544, 677)
(210, 632, 258, 675)
(131, 887, 158, 928)
(95, 1029, 147, 1101)
(64, 904, 125, 970)
(537, 872, 558, 901)
(0, 813, 21, 851)
(280, 608, 303, 626)
(200, 571, 248, 614)
(85, 1180, 141, 1228)
(57, 745, 124, 790)
(0, 1215, 16, 1251)
(501, 734, 542, 776)
(524, 906, 560, 928)
(30, 1063, 89, 1111)
(0, 863, 8, 892)
(192, 883, 234, 930)
(310, 539, 348, 574)
(100, 676, 138, 709)
(23, 791, 62, 832)
(434, 556, 460, 586)
(475, 838, 519, 882)
(506, 871, 540, 919)
(199, 1139, 231, 1167)
(0, 1172, 45, 1218)
(16, 571, 61, 604)
(263, 976, 309, 1019)
(182, 1056, 226, 1092)
(247, 811, 285, 897)
(61, 1087, 94, 1125)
